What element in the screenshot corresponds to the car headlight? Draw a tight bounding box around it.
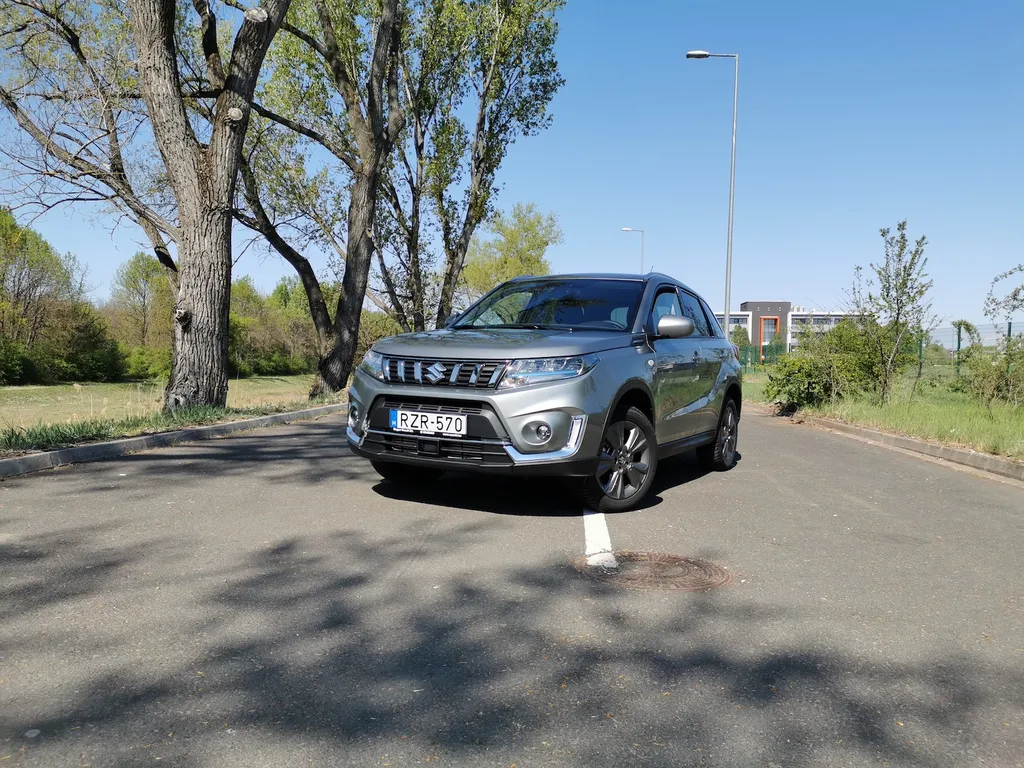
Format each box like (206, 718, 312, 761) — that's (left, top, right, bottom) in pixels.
(358, 349, 385, 381)
(498, 354, 599, 390)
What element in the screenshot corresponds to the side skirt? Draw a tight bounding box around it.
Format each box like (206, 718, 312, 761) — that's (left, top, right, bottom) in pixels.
(656, 430, 717, 461)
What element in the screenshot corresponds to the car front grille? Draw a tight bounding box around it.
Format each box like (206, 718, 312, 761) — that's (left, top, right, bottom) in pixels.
(363, 431, 513, 466)
(383, 357, 507, 389)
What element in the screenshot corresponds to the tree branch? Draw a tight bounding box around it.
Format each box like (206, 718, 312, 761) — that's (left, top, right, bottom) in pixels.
(250, 101, 359, 173)
(191, 0, 226, 89)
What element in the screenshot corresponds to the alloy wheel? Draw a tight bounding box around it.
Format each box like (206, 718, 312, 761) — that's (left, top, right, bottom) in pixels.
(596, 420, 652, 500)
(720, 405, 738, 465)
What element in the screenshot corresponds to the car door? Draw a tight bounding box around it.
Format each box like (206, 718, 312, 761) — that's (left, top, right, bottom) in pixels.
(680, 291, 728, 435)
(649, 286, 705, 444)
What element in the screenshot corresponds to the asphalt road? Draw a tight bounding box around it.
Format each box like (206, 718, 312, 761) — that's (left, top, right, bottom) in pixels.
(1, 411, 1022, 767)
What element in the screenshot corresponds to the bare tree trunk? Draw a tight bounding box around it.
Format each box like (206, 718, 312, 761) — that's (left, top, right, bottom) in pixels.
(317, 169, 379, 392)
(165, 208, 232, 408)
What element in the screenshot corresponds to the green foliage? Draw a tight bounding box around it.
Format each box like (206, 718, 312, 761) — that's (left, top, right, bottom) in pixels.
(109, 252, 169, 347)
(228, 276, 319, 378)
(357, 310, 402, 363)
(0, 210, 124, 384)
(123, 346, 173, 380)
(985, 264, 1023, 321)
(764, 356, 831, 409)
(764, 319, 878, 408)
(0, 402, 331, 456)
(958, 334, 1024, 410)
(849, 220, 935, 403)
(461, 203, 561, 301)
(729, 325, 750, 347)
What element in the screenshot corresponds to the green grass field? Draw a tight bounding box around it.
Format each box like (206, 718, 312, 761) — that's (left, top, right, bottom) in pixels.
(743, 369, 1024, 461)
(0, 375, 323, 430)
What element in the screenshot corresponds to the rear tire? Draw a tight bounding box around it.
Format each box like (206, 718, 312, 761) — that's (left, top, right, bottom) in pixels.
(580, 406, 658, 512)
(697, 399, 739, 472)
(371, 460, 444, 485)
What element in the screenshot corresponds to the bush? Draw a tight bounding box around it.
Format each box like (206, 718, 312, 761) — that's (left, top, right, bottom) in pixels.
(764, 319, 880, 409)
(764, 356, 831, 408)
(123, 346, 173, 380)
(958, 335, 1024, 409)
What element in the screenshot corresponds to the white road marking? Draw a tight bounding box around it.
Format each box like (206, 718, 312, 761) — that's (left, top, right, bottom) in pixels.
(583, 510, 618, 569)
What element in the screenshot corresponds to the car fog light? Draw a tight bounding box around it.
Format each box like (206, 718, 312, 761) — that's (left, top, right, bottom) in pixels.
(348, 405, 360, 429)
(536, 423, 552, 441)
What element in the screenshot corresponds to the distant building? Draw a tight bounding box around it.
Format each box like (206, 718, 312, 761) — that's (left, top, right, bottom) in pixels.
(714, 301, 851, 359)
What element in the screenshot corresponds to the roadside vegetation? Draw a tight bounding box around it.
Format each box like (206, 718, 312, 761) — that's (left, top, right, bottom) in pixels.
(760, 222, 1024, 461)
(0, 399, 340, 456)
(0, 375, 344, 455)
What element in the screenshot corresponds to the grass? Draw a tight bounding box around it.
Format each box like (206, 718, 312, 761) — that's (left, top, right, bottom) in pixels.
(809, 386, 1024, 461)
(744, 367, 1024, 461)
(741, 371, 767, 404)
(0, 375, 322, 429)
(0, 375, 343, 456)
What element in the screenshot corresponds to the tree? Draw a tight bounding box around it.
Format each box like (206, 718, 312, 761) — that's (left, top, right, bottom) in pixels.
(985, 264, 1023, 322)
(0, 0, 179, 277)
(111, 253, 166, 347)
(0, 208, 82, 347)
(1, 0, 293, 408)
(460, 203, 560, 304)
(849, 220, 935, 403)
(125, 0, 292, 407)
(729, 325, 750, 348)
(233, 0, 405, 396)
(0, 209, 123, 384)
(429, 0, 564, 328)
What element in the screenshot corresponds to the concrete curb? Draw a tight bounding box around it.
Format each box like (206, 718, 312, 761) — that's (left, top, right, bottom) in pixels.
(0, 403, 348, 480)
(747, 403, 1024, 482)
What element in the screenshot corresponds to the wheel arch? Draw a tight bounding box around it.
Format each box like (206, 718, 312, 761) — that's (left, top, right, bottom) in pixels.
(609, 380, 656, 425)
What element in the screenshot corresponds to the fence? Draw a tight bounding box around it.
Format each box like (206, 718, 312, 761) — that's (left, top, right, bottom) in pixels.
(927, 321, 1022, 377)
(736, 320, 1022, 377)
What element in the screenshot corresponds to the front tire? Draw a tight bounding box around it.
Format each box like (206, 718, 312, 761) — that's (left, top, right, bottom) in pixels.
(580, 406, 658, 512)
(697, 399, 739, 471)
(371, 460, 444, 485)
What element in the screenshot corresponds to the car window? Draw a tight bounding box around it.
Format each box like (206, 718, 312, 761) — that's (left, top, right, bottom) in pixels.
(455, 278, 645, 330)
(698, 296, 724, 337)
(651, 289, 683, 329)
(679, 290, 711, 337)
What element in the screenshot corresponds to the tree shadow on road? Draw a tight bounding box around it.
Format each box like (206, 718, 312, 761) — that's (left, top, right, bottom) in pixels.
(2, 520, 1021, 767)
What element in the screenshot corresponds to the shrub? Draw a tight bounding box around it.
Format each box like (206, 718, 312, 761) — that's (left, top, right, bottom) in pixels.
(764, 356, 831, 408)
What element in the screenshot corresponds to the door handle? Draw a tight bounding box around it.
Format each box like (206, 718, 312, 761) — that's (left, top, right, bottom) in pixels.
(691, 351, 701, 363)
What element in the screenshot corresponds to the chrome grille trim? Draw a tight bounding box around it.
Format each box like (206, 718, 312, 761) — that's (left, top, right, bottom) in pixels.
(382, 357, 507, 389)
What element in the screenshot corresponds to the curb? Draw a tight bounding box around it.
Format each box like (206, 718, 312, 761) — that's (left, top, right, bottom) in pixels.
(0, 403, 348, 480)
(748, 403, 1024, 482)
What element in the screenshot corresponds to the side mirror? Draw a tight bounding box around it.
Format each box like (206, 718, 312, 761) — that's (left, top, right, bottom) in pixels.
(656, 315, 695, 339)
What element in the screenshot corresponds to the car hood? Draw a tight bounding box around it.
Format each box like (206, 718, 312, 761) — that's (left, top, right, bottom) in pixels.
(373, 328, 633, 359)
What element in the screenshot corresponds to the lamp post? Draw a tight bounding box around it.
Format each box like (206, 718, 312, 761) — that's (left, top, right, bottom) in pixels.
(621, 227, 644, 273)
(686, 49, 739, 336)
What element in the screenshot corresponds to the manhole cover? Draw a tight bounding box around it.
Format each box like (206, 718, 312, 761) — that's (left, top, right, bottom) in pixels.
(572, 551, 733, 592)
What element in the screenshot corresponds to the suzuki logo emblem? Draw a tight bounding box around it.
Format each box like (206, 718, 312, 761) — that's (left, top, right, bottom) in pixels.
(424, 361, 447, 384)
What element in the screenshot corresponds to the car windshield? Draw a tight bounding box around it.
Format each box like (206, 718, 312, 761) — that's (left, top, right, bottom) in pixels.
(454, 278, 645, 331)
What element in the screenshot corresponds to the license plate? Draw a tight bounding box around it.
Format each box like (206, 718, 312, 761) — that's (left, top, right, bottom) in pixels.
(389, 409, 467, 436)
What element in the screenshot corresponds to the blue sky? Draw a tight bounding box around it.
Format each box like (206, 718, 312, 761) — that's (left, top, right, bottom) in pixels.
(14, 0, 1024, 322)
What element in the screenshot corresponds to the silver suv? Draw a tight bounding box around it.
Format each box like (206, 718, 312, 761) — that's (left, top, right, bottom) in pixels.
(346, 273, 742, 511)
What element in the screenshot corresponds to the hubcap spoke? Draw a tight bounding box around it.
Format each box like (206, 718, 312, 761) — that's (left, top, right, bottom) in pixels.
(609, 469, 624, 498)
(597, 419, 653, 500)
(611, 422, 626, 452)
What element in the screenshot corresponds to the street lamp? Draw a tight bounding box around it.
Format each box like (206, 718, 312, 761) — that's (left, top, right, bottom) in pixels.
(621, 227, 644, 273)
(686, 49, 739, 337)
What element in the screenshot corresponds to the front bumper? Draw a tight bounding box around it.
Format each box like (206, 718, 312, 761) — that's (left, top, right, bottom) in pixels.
(345, 369, 606, 477)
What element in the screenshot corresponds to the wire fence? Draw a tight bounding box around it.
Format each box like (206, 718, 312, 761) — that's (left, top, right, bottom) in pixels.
(735, 319, 1023, 377)
(929, 321, 1022, 353)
